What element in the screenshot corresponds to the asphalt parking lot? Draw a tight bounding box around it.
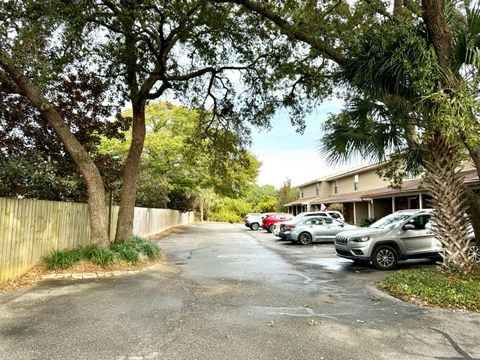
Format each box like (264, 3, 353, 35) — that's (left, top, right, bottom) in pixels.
(1, 223, 479, 360)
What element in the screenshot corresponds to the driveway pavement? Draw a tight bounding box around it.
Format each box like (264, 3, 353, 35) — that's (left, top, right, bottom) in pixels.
(0, 223, 479, 360)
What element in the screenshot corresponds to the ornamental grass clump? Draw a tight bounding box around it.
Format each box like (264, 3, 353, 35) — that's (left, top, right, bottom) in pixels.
(81, 245, 116, 266)
(110, 236, 160, 263)
(44, 248, 84, 270)
(44, 236, 160, 269)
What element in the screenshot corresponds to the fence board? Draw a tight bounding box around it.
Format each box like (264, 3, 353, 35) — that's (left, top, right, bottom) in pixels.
(0, 197, 193, 283)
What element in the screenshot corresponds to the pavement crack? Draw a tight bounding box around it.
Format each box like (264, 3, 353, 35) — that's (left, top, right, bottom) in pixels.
(187, 246, 212, 259)
(430, 328, 477, 359)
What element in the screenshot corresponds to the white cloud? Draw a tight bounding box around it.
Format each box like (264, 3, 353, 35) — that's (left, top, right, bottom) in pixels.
(254, 149, 348, 188)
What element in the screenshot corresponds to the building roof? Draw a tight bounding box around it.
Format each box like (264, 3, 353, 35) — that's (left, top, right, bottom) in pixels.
(283, 196, 319, 207)
(286, 169, 480, 206)
(295, 178, 323, 188)
(322, 162, 383, 181)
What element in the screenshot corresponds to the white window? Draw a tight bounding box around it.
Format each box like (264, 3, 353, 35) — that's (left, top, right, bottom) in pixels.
(354, 174, 359, 191)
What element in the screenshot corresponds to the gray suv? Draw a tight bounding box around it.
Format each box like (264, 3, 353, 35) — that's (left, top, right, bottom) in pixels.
(335, 209, 479, 270)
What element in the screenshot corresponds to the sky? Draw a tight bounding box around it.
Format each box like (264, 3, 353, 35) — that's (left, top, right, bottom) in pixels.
(249, 98, 364, 189)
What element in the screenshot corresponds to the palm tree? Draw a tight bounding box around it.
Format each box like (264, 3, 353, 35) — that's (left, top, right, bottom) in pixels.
(320, 5, 480, 271)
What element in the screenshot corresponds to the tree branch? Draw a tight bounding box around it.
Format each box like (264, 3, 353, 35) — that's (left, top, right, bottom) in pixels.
(213, 0, 348, 66)
(0, 70, 19, 94)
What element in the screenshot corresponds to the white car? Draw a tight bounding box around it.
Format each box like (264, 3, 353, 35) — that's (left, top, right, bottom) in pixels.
(245, 212, 275, 230)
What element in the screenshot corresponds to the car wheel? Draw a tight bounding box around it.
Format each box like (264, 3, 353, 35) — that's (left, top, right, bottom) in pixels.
(250, 223, 259, 231)
(268, 224, 275, 233)
(468, 242, 480, 263)
(298, 232, 313, 245)
(372, 245, 398, 270)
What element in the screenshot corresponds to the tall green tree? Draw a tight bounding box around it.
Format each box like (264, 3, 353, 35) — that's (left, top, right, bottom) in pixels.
(100, 102, 261, 215)
(0, 1, 304, 244)
(276, 178, 299, 211)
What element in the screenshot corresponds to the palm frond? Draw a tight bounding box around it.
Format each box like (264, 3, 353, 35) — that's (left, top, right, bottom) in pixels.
(319, 97, 406, 165)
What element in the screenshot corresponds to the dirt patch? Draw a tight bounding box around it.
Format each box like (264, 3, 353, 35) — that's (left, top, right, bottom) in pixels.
(0, 254, 165, 294)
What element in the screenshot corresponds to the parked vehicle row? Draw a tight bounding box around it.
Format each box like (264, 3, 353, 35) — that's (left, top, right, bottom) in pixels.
(244, 210, 345, 234)
(245, 208, 480, 271)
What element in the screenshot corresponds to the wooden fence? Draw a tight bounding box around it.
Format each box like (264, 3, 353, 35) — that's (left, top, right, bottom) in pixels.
(0, 197, 194, 283)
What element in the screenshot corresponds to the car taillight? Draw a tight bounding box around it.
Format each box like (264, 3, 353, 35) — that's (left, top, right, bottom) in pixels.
(288, 225, 296, 229)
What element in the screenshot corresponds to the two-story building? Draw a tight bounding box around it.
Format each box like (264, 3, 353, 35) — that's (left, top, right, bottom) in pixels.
(285, 163, 480, 224)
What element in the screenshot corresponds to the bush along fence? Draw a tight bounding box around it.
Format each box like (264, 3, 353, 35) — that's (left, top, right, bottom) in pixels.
(0, 197, 194, 283)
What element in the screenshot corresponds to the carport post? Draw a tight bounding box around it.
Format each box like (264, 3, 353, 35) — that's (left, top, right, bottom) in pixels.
(367, 199, 374, 218)
(419, 194, 423, 209)
(391, 196, 396, 213)
(353, 202, 357, 224)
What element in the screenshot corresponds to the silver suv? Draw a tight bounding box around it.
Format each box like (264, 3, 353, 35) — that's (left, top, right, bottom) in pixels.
(335, 209, 479, 270)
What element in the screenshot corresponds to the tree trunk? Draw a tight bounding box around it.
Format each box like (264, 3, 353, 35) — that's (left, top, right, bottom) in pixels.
(199, 199, 204, 222)
(0, 56, 110, 247)
(423, 132, 473, 272)
(422, 0, 453, 71)
(115, 103, 146, 241)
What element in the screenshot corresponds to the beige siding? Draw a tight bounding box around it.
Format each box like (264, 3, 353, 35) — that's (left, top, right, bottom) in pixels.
(300, 183, 318, 198)
(335, 176, 355, 194)
(330, 169, 390, 195)
(0, 197, 194, 283)
(318, 181, 330, 197)
(356, 170, 390, 191)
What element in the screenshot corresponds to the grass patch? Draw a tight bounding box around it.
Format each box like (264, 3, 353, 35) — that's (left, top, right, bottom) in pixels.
(44, 236, 160, 270)
(379, 267, 480, 312)
(44, 248, 84, 270)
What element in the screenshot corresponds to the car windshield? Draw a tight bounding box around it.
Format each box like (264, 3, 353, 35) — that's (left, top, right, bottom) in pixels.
(369, 213, 413, 230)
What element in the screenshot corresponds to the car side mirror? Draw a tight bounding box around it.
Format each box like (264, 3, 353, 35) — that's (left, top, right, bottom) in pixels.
(403, 224, 415, 230)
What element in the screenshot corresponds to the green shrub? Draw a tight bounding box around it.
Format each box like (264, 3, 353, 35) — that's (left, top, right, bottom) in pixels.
(81, 245, 116, 266)
(44, 248, 83, 270)
(209, 209, 242, 223)
(110, 236, 160, 263)
(44, 236, 160, 269)
(132, 235, 160, 259)
(110, 239, 140, 263)
(359, 217, 378, 227)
